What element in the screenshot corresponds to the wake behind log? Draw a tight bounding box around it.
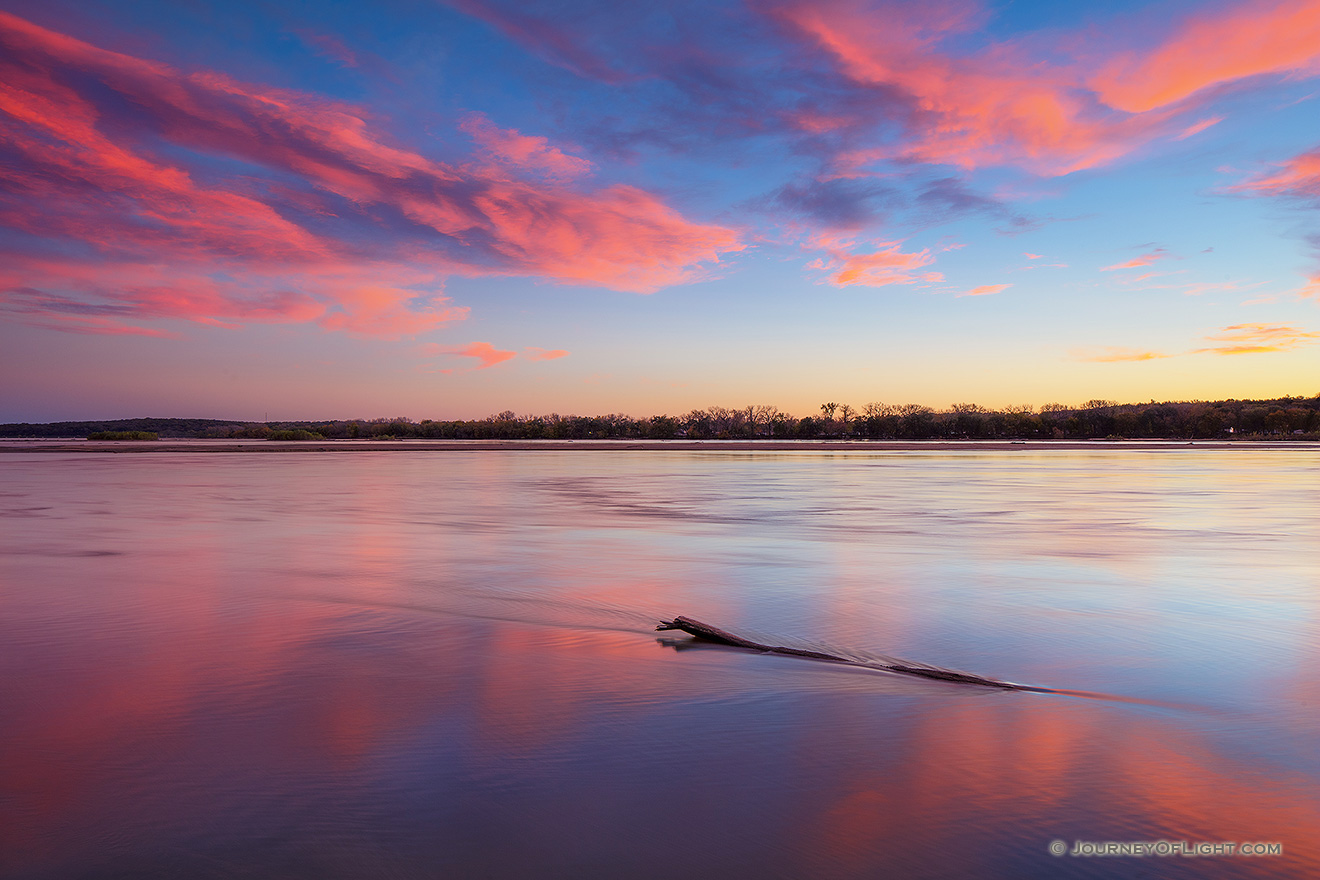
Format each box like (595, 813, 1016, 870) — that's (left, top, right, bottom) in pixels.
(656, 615, 1025, 690)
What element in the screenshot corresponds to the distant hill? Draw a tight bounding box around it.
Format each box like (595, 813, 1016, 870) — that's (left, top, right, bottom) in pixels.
(0, 418, 246, 438)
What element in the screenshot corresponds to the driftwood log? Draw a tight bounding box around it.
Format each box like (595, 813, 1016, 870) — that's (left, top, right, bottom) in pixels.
(657, 615, 1023, 690)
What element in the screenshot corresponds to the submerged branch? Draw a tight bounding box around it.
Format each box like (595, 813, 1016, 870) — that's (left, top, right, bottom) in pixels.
(657, 615, 1024, 690)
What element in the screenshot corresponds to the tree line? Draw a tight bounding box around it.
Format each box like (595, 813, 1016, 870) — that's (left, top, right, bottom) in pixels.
(3, 396, 1317, 441)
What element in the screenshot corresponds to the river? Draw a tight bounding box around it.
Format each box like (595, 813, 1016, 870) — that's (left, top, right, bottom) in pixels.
(1, 445, 1316, 878)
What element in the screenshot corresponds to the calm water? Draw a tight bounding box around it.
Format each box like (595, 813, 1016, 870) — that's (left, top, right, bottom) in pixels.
(1, 446, 1317, 879)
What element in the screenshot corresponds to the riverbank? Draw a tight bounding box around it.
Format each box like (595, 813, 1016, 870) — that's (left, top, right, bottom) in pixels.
(2, 438, 1315, 453)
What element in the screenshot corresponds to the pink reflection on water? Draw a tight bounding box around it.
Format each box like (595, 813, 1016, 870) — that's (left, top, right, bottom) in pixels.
(1, 448, 1317, 878)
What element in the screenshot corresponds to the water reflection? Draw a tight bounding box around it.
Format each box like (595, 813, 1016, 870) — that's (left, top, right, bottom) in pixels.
(0, 448, 1317, 878)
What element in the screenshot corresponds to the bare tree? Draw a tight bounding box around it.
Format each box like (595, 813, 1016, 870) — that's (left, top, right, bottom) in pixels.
(753, 404, 780, 434)
(820, 401, 838, 420)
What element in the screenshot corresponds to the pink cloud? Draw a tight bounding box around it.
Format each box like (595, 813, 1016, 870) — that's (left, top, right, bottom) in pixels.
(793, 109, 854, 134)
(458, 181, 741, 292)
(1230, 147, 1320, 301)
(439, 0, 1320, 198)
(442, 0, 633, 84)
(1174, 116, 1223, 140)
(0, 254, 466, 339)
(1231, 148, 1320, 199)
(315, 279, 469, 338)
(1195, 323, 1320, 355)
(958, 283, 1010, 297)
(0, 295, 181, 337)
(1023, 253, 1043, 259)
(811, 235, 935, 287)
(0, 12, 741, 337)
(460, 112, 594, 179)
(1102, 249, 1168, 271)
(417, 341, 515, 368)
(0, 53, 330, 264)
(525, 347, 569, 361)
(769, 0, 1178, 176)
(1081, 323, 1319, 361)
(1077, 347, 1171, 363)
(1090, 0, 1320, 113)
(765, 0, 1320, 180)
(454, 342, 517, 368)
(291, 30, 360, 68)
(2, 256, 319, 329)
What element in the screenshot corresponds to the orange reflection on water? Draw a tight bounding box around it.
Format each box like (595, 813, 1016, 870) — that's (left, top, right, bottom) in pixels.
(806, 695, 1320, 876)
(3, 448, 1318, 879)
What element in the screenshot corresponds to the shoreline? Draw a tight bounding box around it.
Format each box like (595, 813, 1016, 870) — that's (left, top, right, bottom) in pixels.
(1, 438, 1316, 453)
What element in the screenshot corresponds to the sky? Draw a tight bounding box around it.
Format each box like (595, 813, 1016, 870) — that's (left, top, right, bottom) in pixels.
(1, 0, 1319, 422)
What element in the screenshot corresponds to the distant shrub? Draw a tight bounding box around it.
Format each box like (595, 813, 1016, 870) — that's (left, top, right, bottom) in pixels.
(265, 427, 322, 440)
(87, 431, 158, 441)
(267, 429, 323, 441)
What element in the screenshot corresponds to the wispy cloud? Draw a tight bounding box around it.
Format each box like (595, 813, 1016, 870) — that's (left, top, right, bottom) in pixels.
(0, 11, 741, 337)
(7, 0, 1320, 345)
(761, 0, 1320, 181)
(770, 0, 1174, 177)
(1194, 323, 1320, 355)
(1181, 279, 1265, 297)
(525, 347, 569, 361)
(958, 283, 1010, 297)
(417, 341, 517, 368)
(1089, 0, 1320, 113)
(808, 236, 936, 287)
(446, 0, 1320, 185)
(1231, 148, 1320, 200)
(1080, 323, 1319, 361)
(1077, 347, 1172, 363)
(1231, 146, 1320, 298)
(1174, 117, 1223, 140)
(441, 0, 634, 84)
(0, 256, 467, 339)
(454, 342, 518, 368)
(290, 29, 361, 68)
(460, 112, 595, 180)
(1102, 249, 1169, 271)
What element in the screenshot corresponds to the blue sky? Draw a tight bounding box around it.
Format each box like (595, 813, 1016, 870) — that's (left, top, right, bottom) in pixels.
(1, 0, 1318, 421)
